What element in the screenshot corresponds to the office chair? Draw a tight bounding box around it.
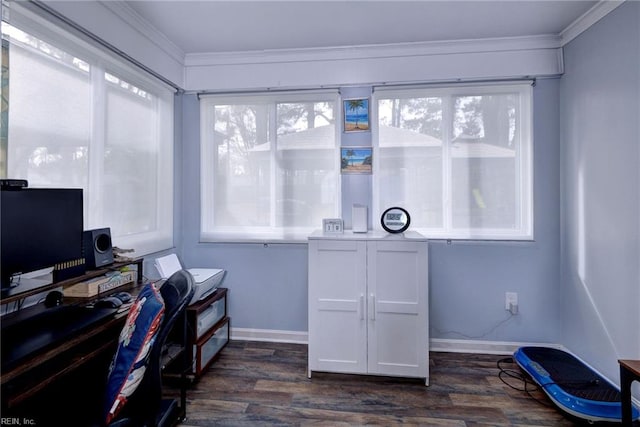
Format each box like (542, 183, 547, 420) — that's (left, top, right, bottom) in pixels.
(105, 270, 194, 427)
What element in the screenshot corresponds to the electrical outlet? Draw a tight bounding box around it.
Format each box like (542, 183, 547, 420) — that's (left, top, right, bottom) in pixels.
(505, 292, 518, 311)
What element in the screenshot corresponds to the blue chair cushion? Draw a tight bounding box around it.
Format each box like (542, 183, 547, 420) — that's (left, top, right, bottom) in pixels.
(104, 282, 165, 424)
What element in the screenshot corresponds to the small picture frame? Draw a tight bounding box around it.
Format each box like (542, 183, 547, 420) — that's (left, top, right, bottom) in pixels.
(322, 218, 344, 234)
(343, 98, 370, 132)
(341, 147, 372, 175)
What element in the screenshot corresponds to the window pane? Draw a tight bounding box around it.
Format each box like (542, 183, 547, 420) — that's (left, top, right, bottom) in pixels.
(213, 104, 270, 227)
(377, 97, 443, 228)
(104, 73, 160, 236)
(451, 94, 519, 229)
(5, 27, 91, 189)
(201, 93, 340, 241)
(276, 102, 337, 227)
(374, 84, 531, 239)
(2, 15, 174, 255)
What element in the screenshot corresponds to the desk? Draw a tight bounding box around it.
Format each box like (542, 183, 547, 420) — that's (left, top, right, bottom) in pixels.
(1, 307, 127, 410)
(0, 259, 143, 414)
(619, 359, 640, 426)
(2, 281, 190, 425)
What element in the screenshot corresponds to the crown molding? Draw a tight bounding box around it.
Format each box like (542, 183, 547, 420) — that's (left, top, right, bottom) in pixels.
(54, 1, 625, 72)
(99, 0, 185, 64)
(185, 34, 561, 68)
(560, 0, 626, 46)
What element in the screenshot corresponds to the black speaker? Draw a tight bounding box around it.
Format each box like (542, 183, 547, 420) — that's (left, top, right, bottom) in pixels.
(44, 290, 64, 308)
(83, 228, 114, 269)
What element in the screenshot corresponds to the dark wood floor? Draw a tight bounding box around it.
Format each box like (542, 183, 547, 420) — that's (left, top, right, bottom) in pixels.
(170, 340, 632, 426)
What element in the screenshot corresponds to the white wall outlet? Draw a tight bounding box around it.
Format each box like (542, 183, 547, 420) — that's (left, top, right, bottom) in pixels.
(505, 292, 518, 310)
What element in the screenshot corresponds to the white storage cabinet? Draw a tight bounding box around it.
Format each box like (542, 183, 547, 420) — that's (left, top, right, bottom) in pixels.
(308, 231, 429, 385)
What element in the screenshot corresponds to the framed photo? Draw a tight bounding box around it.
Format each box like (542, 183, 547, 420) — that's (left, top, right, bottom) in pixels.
(341, 147, 372, 174)
(322, 218, 344, 234)
(343, 98, 370, 132)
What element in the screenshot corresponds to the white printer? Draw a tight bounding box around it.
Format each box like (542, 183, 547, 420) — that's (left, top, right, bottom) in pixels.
(154, 254, 225, 306)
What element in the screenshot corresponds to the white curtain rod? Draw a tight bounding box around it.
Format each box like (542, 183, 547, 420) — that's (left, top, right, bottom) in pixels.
(22, 0, 183, 93)
(372, 77, 537, 92)
(192, 77, 537, 98)
(196, 87, 342, 100)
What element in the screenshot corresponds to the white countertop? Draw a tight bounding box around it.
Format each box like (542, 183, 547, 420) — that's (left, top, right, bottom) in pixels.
(308, 229, 427, 241)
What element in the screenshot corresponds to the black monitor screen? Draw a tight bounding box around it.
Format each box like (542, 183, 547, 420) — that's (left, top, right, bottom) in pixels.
(1, 188, 84, 291)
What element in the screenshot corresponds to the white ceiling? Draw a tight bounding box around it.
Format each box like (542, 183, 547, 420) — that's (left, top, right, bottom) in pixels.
(124, 0, 599, 55)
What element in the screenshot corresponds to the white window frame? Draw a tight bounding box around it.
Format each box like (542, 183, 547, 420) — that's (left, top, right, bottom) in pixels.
(2, 3, 175, 256)
(200, 91, 341, 243)
(372, 82, 533, 240)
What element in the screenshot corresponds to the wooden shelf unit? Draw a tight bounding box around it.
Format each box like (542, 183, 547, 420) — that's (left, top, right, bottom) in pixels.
(184, 287, 229, 380)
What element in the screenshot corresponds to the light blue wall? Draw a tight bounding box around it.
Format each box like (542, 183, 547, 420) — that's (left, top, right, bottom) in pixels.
(560, 1, 640, 383)
(24, 1, 638, 384)
(430, 79, 561, 343)
(178, 79, 562, 343)
(37, 0, 564, 345)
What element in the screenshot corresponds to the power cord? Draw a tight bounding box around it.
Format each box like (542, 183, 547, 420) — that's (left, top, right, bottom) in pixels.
(434, 312, 515, 339)
(497, 357, 553, 407)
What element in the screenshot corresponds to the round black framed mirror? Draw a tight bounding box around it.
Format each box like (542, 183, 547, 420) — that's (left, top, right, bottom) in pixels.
(381, 207, 410, 234)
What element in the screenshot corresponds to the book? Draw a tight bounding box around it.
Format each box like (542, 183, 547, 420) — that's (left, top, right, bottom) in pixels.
(64, 270, 137, 297)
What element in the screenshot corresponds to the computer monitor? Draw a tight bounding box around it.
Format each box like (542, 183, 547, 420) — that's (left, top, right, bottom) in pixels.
(1, 188, 84, 292)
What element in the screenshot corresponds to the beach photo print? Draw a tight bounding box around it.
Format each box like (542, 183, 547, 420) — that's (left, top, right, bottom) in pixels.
(343, 98, 370, 132)
(341, 147, 372, 174)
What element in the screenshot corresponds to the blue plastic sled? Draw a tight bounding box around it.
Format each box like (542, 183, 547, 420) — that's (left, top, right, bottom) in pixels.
(514, 346, 639, 423)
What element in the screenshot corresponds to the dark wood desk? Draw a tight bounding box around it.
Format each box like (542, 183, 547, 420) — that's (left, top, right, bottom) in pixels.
(619, 359, 640, 426)
(2, 277, 191, 425)
(1, 307, 127, 410)
(0, 259, 144, 414)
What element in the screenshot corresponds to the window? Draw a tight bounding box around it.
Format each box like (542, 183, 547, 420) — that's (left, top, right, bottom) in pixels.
(373, 83, 532, 240)
(1, 5, 175, 255)
(200, 91, 340, 241)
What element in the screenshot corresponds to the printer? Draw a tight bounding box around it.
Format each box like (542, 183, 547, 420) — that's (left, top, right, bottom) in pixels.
(154, 254, 225, 306)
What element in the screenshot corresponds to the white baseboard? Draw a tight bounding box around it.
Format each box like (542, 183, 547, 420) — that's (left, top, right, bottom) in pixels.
(229, 327, 563, 355)
(430, 338, 564, 355)
(230, 327, 309, 344)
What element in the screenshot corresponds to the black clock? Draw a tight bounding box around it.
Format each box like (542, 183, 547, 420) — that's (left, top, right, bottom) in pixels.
(381, 207, 410, 233)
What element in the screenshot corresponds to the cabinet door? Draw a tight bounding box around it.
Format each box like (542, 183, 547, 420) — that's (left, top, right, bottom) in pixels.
(367, 240, 428, 379)
(308, 239, 367, 375)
